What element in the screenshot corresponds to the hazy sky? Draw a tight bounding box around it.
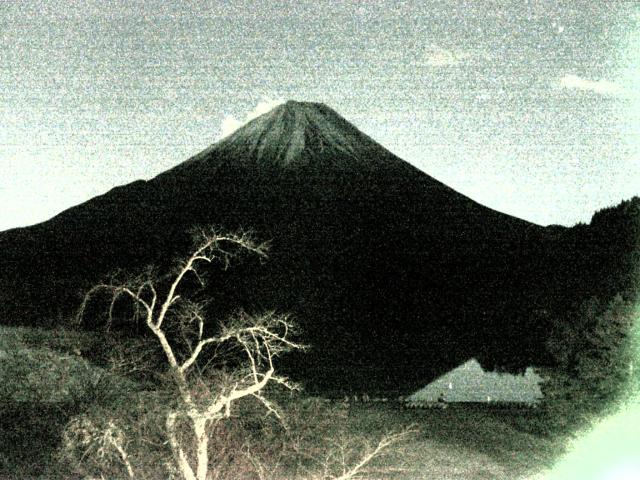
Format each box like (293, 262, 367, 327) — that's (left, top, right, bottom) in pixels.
(1, 0, 639, 231)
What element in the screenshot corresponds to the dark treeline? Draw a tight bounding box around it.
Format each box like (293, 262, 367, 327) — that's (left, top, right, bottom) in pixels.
(524, 197, 640, 434)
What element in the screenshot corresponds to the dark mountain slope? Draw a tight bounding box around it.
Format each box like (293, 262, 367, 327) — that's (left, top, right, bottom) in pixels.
(0, 101, 635, 394)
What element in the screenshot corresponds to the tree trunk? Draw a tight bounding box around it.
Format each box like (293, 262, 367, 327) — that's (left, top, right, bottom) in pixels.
(193, 416, 210, 480)
(167, 411, 197, 480)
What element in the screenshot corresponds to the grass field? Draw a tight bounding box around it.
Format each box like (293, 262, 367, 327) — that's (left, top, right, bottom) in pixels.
(312, 402, 564, 480)
(0, 325, 567, 479)
(0, 399, 566, 479)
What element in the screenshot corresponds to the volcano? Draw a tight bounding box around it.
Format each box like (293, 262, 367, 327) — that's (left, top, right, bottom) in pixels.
(1, 101, 636, 394)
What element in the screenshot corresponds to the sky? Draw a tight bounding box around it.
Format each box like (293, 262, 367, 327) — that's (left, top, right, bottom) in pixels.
(1, 0, 639, 231)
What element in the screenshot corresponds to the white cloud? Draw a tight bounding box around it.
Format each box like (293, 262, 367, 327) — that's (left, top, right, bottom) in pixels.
(424, 45, 472, 67)
(560, 74, 622, 95)
(219, 97, 285, 139)
(219, 116, 244, 138)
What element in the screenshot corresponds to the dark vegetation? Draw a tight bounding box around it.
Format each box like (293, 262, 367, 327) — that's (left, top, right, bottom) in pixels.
(531, 294, 639, 435)
(0, 322, 564, 479)
(530, 197, 640, 434)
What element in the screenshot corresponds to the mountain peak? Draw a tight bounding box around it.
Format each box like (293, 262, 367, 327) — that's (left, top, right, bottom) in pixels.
(175, 100, 407, 172)
(280, 99, 325, 111)
(217, 100, 366, 167)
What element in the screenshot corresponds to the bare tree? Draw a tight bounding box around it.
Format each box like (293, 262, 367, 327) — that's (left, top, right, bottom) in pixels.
(77, 229, 304, 480)
(72, 228, 413, 480)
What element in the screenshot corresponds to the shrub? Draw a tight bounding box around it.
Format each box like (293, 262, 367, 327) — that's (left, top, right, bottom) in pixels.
(534, 294, 638, 434)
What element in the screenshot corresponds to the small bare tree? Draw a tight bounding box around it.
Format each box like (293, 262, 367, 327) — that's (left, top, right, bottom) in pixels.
(77, 229, 304, 480)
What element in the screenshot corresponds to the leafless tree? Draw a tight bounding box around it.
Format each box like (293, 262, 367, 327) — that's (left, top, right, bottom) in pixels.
(72, 228, 412, 480)
(77, 229, 304, 480)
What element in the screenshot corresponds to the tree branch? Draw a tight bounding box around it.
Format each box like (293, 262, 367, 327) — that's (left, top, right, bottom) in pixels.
(179, 337, 218, 374)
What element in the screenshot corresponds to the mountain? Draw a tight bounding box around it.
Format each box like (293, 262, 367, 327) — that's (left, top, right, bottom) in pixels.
(175, 100, 407, 170)
(1, 101, 637, 394)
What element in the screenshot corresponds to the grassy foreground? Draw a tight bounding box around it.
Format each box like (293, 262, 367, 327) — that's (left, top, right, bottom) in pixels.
(0, 325, 565, 479)
(0, 401, 564, 479)
(318, 403, 563, 480)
